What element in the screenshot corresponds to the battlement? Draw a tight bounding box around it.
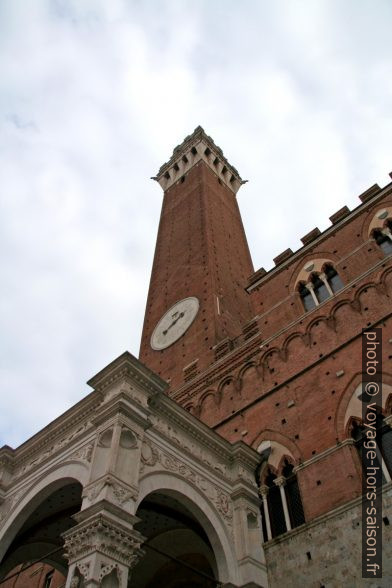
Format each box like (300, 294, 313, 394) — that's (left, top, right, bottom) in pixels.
(247, 176, 392, 291)
(152, 126, 246, 194)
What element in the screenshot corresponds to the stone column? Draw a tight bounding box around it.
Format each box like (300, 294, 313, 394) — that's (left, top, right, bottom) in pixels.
(258, 485, 272, 541)
(375, 445, 391, 483)
(319, 272, 334, 296)
(62, 500, 145, 588)
(273, 476, 291, 532)
(305, 282, 319, 306)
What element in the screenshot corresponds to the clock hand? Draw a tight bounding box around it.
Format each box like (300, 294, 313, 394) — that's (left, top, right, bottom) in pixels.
(163, 312, 185, 335)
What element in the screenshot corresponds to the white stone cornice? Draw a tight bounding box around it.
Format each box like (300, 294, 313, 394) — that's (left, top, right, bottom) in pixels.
(0, 446, 14, 471)
(149, 391, 259, 468)
(152, 126, 246, 194)
(87, 351, 168, 397)
(231, 441, 262, 471)
(91, 391, 152, 431)
(10, 392, 99, 472)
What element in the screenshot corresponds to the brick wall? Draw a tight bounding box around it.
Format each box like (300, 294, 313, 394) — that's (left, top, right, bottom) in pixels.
(1, 563, 65, 588)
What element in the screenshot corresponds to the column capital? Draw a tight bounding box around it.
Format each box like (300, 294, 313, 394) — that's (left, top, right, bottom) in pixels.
(318, 272, 334, 295)
(62, 500, 145, 587)
(273, 476, 286, 488)
(258, 484, 269, 498)
(385, 415, 392, 429)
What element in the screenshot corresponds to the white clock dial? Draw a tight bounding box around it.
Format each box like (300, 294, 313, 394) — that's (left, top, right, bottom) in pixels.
(151, 297, 199, 350)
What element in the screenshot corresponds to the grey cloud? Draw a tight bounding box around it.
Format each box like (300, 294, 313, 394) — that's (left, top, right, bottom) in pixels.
(1, 0, 391, 446)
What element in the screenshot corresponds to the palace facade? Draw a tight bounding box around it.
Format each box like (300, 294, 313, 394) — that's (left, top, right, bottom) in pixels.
(0, 127, 391, 587)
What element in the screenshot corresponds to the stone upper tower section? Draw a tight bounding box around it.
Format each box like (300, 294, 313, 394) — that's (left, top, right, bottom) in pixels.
(152, 125, 247, 194)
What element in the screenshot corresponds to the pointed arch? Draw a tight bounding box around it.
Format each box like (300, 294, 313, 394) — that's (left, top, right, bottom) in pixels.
(335, 373, 392, 440)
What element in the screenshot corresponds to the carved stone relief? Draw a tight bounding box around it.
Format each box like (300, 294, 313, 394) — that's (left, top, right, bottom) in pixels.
(82, 475, 138, 507)
(149, 416, 228, 478)
(15, 422, 91, 478)
(140, 440, 233, 533)
(63, 516, 144, 569)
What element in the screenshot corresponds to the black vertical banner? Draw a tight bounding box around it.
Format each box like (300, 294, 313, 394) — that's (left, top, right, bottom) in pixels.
(361, 328, 383, 578)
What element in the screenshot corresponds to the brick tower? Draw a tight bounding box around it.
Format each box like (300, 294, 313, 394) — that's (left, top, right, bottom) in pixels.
(139, 127, 255, 389)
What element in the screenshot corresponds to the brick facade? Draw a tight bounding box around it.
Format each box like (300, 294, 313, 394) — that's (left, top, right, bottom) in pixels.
(2, 127, 391, 587)
(140, 127, 392, 585)
(1, 563, 65, 588)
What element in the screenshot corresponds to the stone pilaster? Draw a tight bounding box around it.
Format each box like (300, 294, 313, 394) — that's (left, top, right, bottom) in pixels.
(62, 500, 145, 588)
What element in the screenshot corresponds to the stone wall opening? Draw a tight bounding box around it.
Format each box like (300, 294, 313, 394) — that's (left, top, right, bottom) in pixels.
(132, 490, 218, 587)
(0, 481, 82, 584)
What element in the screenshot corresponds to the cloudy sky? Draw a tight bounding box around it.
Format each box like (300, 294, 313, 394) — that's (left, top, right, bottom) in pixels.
(1, 0, 391, 448)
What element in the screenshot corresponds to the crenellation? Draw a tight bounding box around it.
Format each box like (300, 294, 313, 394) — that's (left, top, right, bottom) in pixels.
(359, 182, 381, 202)
(329, 205, 350, 224)
(153, 126, 246, 193)
(300, 227, 321, 245)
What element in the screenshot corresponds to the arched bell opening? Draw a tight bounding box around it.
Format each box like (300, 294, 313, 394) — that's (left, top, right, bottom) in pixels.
(132, 491, 219, 588)
(0, 481, 83, 584)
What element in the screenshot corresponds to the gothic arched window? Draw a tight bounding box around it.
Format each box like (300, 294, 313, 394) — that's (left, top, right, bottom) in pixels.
(299, 281, 316, 311)
(282, 461, 306, 529)
(351, 413, 392, 484)
(372, 221, 392, 256)
(257, 459, 305, 541)
(324, 263, 344, 293)
(264, 470, 286, 538)
(298, 264, 343, 312)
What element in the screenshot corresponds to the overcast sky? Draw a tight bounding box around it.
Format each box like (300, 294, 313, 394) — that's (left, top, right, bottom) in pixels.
(1, 0, 391, 448)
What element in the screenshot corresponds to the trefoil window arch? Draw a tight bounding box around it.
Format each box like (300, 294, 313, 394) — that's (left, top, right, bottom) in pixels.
(351, 411, 392, 484)
(372, 219, 392, 256)
(256, 444, 305, 542)
(298, 263, 343, 312)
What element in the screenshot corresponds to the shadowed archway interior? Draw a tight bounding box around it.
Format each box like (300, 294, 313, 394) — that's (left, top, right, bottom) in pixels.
(0, 482, 82, 581)
(132, 491, 218, 588)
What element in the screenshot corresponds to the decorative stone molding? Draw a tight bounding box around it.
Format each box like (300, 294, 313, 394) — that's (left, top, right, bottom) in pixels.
(98, 562, 122, 582)
(87, 351, 168, 400)
(15, 420, 92, 479)
(140, 440, 159, 468)
(63, 500, 145, 587)
(70, 443, 94, 463)
(139, 440, 234, 530)
(0, 485, 30, 525)
(83, 474, 138, 509)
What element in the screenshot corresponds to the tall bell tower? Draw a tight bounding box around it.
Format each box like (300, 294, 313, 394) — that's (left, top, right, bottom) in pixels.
(139, 127, 255, 389)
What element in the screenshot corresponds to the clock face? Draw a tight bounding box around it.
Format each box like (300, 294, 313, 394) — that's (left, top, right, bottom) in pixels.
(151, 297, 199, 350)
